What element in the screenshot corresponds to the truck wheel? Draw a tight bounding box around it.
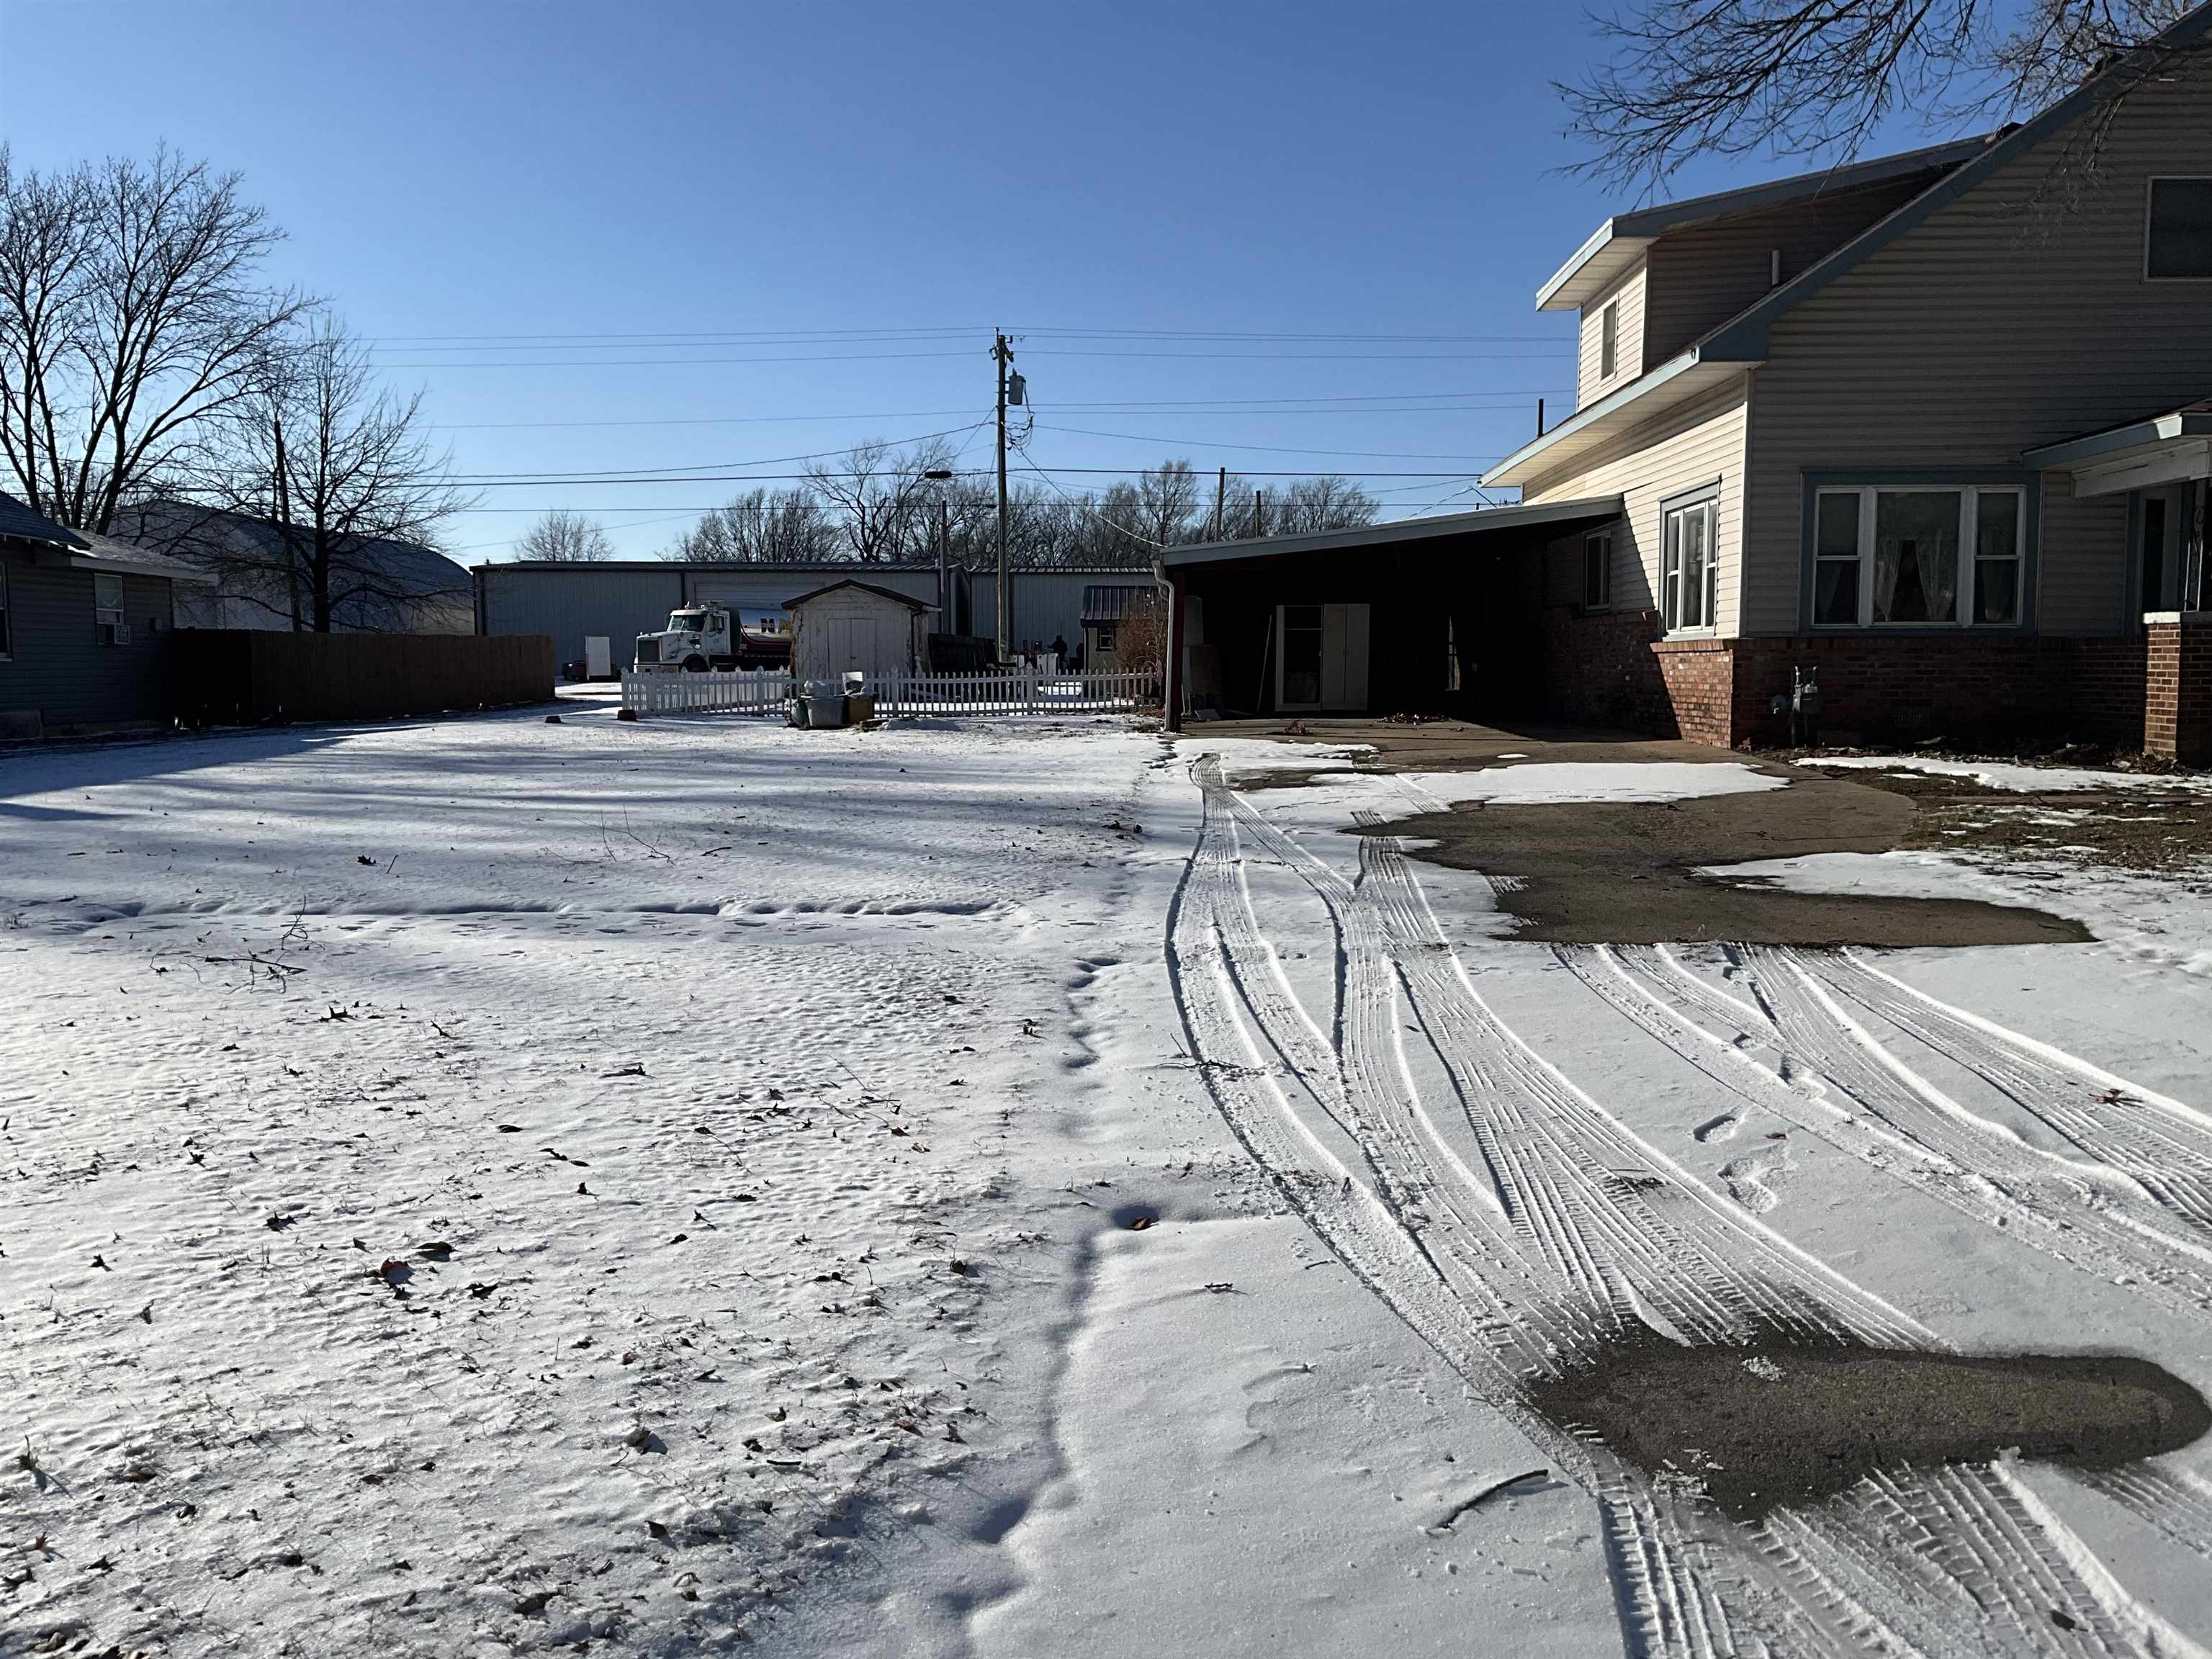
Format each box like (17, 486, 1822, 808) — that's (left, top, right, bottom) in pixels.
(682, 655, 709, 673)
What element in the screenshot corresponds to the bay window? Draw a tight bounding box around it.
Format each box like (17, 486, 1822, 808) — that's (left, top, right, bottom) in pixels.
(1810, 484, 2026, 629)
(1661, 496, 1717, 631)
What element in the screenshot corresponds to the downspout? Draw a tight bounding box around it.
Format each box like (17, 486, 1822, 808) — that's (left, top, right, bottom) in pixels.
(1163, 566, 1186, 734)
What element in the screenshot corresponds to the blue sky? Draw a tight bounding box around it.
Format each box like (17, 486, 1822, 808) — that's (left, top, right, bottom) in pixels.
(1, 1, 1951, 559)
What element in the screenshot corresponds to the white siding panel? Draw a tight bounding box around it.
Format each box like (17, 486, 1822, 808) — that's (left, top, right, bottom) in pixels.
(1524, 381, 1751, 634)
(1577, 261, 1647, 408)
(1743, 57, 2212, 635)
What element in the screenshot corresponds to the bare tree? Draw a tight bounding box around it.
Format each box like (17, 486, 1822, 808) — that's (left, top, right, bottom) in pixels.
(1564, 0, 2198, 191)
(515, 509, 615, 562)
(667, 486, 839, 562)
(1268, 475, 1380, 536)
(0, 145, 309, 532)
(191, 313, 470, 631)
(1136, 459, 1203, 548)
(803, 438, 958, 562)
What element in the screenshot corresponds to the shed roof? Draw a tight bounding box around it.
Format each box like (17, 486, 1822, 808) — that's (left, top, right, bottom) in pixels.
(783, 577, 935, 611)
(1080, 583, 1160, 622)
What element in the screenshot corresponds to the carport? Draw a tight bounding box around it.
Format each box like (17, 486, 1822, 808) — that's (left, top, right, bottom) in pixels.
(1158, 498, 1622, 731)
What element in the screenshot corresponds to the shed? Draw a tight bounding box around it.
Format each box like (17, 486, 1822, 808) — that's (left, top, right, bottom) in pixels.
(1079, 583, 1162, 670)
(786, 579, 931, 682)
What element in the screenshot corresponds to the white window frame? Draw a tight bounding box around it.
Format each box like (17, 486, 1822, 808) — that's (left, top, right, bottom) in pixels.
(94, 571, 126, 644)
(1660, 497, 1718, 634)
(1582, 529, 1614, 610)
(2144, 176, 2212, 282)
(0, 562, 10, 661)
(1598, 301, 1619, 380)
(1810, 484, 2026, 629)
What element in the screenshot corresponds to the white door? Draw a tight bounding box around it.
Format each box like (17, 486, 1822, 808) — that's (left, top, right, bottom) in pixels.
(1276, 603, 1370, 711)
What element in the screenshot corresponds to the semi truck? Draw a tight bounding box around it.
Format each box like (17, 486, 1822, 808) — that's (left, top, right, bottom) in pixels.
(633, 604, 792, 673)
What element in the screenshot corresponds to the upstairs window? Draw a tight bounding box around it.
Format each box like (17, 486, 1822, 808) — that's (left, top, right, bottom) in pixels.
(1583, 530, 1614, 609)
(1661, 497, 1717, 631)
(1812, 485, 2024, 628)
(1599, 301, 1619, 379)
(0, 564, 10, 659)
(2146, 179, 2212, 279)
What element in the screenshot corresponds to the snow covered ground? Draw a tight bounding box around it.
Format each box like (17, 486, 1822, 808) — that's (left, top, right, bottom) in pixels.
(6, 703, 2212, 1658)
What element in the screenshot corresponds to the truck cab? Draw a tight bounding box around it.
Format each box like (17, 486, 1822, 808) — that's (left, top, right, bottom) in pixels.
(634, 605, 792, 673)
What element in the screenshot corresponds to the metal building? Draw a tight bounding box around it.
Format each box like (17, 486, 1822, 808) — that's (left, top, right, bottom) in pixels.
(472, 559, 1161, 673)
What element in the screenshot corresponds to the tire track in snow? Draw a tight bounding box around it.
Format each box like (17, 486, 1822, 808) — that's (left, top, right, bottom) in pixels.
(1808, 951, 2212, 1233)
(1169, 757, 2192, 1658)
(1558, 944, 2212, 1315)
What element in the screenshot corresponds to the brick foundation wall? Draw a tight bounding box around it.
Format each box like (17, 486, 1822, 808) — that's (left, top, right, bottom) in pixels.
(1727, 634, 2147, 752)
(1539, 608, 1675, 734)
(2146, 616, 2212, 765)
(1650, 641, 1734, 747)
(1537, 609, 2170, 755)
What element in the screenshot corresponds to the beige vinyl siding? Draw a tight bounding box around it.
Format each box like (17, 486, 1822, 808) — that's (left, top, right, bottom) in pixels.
(1524, 379, 1751, 635)
(1741, 55, 2212, 636)
(1576, 261, 1646, 408)
(1642, 173, 1943, 364)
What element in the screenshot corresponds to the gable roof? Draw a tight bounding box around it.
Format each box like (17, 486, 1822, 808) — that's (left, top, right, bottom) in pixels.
(0, 491, 86, 550)
(1536, 134, 1994, 312)
(783, 577, 934, 611)
(1491, 1, 2212, 489)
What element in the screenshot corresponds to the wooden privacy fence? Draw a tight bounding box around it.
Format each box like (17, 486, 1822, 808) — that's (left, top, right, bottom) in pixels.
(621, 667, 1159, 717)
(174, 631, 555, 727)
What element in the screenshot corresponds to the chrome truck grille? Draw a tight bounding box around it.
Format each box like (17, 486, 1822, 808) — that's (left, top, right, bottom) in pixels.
(635, 636, 660, 665)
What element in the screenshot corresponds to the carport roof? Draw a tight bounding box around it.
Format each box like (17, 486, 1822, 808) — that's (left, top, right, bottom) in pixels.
(1157, 496, 1624, 570)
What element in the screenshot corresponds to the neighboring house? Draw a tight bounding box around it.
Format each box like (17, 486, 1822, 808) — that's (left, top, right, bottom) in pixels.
(108, 502, 472, 635)
(1080, 583, 1162, 670)
(1162, 8, 2212, 761)
(786, 579, 931, 682)
(0, 491, 214, 739)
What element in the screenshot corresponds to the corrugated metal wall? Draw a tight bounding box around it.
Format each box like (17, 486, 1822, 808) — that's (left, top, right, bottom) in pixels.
(475, 564, 685, 667)
(968, 569, 1162, 654)
(474, 561, 1161, 666)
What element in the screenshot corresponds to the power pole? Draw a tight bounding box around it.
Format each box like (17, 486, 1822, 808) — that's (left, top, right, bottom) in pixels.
(993, 330, 1012, 660)
(1214, 465, 1226, 541)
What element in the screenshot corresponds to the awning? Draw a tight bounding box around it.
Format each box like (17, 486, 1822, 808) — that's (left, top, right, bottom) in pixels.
(1159, 495, 1625, 571)
(2023, 403, 2212, 498)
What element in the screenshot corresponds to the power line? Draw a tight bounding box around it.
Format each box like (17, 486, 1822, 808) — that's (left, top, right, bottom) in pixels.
(427, 391, 1573, 431)
(439, 465, 1498, 488)
(440, 421, 986, 482)
(369, 324, 1567, 346)
(374, 348, 1570, 369)
(369, 349, 981, 369)
(1030, 422, 1500, 464)
(445, 501, 1519, 513)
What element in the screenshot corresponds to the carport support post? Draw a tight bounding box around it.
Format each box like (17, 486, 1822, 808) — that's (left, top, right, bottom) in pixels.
(1164, 570, 1187, 733)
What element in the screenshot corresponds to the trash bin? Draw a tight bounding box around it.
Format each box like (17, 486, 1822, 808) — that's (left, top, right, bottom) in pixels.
(802, 694, 849, 729)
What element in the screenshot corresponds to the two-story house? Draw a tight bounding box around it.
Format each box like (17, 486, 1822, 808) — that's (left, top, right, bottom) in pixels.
(1161, 6, 2212, 760)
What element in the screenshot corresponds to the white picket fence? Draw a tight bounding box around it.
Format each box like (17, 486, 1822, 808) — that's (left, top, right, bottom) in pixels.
(622, 668, 793, 715)
(621, 667, 1159, 718)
